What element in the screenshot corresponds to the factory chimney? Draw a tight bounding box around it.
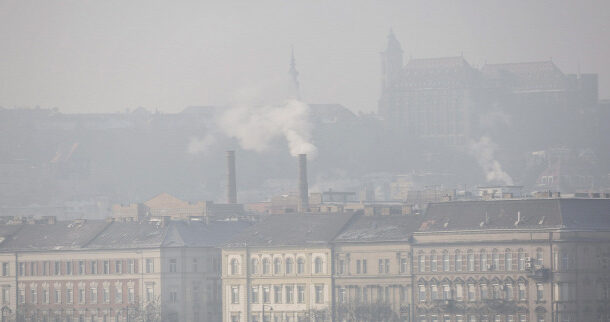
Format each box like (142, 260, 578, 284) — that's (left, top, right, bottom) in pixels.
(226, 150, 237, 204)
(297, 154, 309, 213)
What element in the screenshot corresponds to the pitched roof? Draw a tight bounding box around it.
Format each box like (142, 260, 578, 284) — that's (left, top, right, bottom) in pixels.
(421, 198, 610, 232)
(481, 61, 566, 90)
(0, 220, 109, 251)
(225, 213, 355, 247)
(405, 56, 471, 70)
(334, 215, 423, 242)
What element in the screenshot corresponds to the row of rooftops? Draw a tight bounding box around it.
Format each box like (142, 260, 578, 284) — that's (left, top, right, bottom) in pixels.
(1, 199, 609, 252)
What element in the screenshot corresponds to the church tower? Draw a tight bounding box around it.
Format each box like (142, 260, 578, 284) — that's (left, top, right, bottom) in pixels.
(289, 46, 301, 100)
(379, 30, 404, 119)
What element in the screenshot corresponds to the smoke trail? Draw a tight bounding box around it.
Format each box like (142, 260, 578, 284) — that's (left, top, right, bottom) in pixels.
(187, 134, 216, 154)
(219, 99, 317, 157)
(469, 136, 514, 185)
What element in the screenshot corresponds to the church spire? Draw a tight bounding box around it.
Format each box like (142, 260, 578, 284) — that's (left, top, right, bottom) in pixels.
(289, 46, 301, 100)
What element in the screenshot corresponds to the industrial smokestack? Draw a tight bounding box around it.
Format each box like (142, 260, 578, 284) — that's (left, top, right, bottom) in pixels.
(226, 150, 237, 204)
(297, 153, 309, 213)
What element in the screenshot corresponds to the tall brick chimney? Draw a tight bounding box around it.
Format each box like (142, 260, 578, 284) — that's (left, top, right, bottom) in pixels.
(297, 154, 309, 213)
(226, 150, 237, 204)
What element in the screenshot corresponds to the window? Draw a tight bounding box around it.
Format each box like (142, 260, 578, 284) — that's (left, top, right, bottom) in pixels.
(54, 261, 61, 275)
(42, 261, 49, 275)
(536, 248, 544, 266)
(18, 289, 24, 304)
(314, 257, 323, 274)
(251, 286, 259, 303)
(536, 283, 544, 301)
(169, 259, 177, 273)
(419, 255, 426, 272)
(230, 259, 239, 275)
(251, 258, 259, 274)
(274, 258, 281, 274)
(468, 284, 475, 301)
(559, 251, 569, 270)
(356, 259, 361, 274)
(480, 284, 488, 300)
(505, 283, 513, 300)
(431, 252, 438, 271)
(492, 250, 499, 270)
(170, 290, 177, 304)
(1, 287, 9, 305)
(378, 259, 389, 273)
(54, 288, 61, 304)
(456, 284, 464, 301)
(1, 262, 8, 276)
(362, 259, 367, 273)
(337, 287, 346, 303)
(314, 285, 324, 304)
(66, 261, 72, 275)
(78, 288, 85, 304)
(231, 286, 239, 304)
(103, 287, 110, 303)
(146, 285, 154, 302)
(18, 263, 24, 276)
(89, 287, 97, 304)
(467, 251, 475, 271)
(146, 258, 154, 273)
(42, 288, 49, 303)
(518, 282, 526, 301)
(128, 259, 135, 274)
(192, 258, 198, 272)
(492, 283, 501, 299)
(400, 258, 408, 273)
(296, 258, 304, 274)
(518, 250, 526, 271)
(285, 285, 294, 304)
(262, 286, 270, 303)
(385, 259, 390, 273)
(114, 285, 123, 304)
(480, 250, 488, 271)
(420, 285, 428, 302)
(66, 288, 73, 304)
(262, 258, 270, 274)
(505, 250, 513, 271)
(102, 260, 109, 274)
(455, 251, 463, 271)
(30, 262, 37, 276)
(442, 284, 451, 299)
(297, 285, 305, 303)
(128, 287, 135, 304)
(30, 287, 37, 304)
(431, 284, 439, 300)
(77, 261, 84, 275)
(273, 285, 282, 303)
(442, 251, 450, 271)
(115, 260, 122, 274)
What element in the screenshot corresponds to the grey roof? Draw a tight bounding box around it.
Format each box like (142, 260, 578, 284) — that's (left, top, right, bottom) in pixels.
(421, 198, 610, 232)
(0, 219, 250, 252)
(225, 213, 355, 248)
(334, 215, 423, 243)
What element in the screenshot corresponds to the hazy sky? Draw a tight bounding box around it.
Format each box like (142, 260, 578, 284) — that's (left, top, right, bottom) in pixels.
(1, 0, 609, 113)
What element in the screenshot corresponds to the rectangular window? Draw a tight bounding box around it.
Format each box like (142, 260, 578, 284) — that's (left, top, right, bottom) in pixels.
(42, 289, 49, 304)
(400, 258, 408, 273)
(262, 286, 270, 303)
(128, 259, 135, 274)
(90, 261, 97, 274)
(274, 286, 282, 303)
(468, 284, 476, 301)
(285, 285, 293, 303)
(456, 284, 464, 301)
(419, 255, 425, 272)
(170, 290, 178, 304)
(66, 261, 72, 275)
(356, 260, 361, 274)
(30, 262, 37, 276)
(90, 288, 97, 304)
(128, 287, 135, 304)
(431, 285, 439, 300)
(297, 285, 305, 304)
(314, 285, 324, 304)
(1, 287, 9, 305)
(518, 283, 526, 301)
(103, 288, 110, 303)
(146, 258, 154, 273)
(1, 262, 8, 276)
(251, 286, 259, 303)
(418, 285, 426, 302)
(115, 260, 122, 274)
(78, 288, 85, 304)
(169, 259, 177, 273)
(103, 260, 110, 274)
(146, 285, 154, 302)
(54, 261, 61, 275)
(18, 263, 24, 276)
(192, 258, 198, 272)
(18, 289, 24, 304)
(78, 261, 85, 275)
(43, 261, 49, 275)
(536, 283, 544, 301)
(231, 286, 239, 304)
(30, 287, 37, 304)
(378, 259, 383, 273)
(66, 288, 73, 304)
(362, 259, 367, 273)
(385, 259, 390, 273)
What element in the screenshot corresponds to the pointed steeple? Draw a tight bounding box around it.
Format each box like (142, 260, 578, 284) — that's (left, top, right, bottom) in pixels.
(385, 29, 403, 55)
(289, 46, 301, 100)
(380, 29, 404, 91)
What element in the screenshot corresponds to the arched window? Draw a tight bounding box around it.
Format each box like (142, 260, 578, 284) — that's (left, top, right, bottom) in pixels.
(505, 249, 513, 271)
(285, 258, 294, 274)
(455, 250, 462, 272)
(480, 250, 488, 271)
(230, 259, 239, 275)
(314, 257, 323, 274)
(492, 249, 499, 271)
(442, 251, 450, 272)
(250, 258, 259, 275)
(467, 250, 475, 272)
(297, 257, 305, 274)
(273, 258, 282, 274)
(518, 249, 525, 271)
(536, 248, 544, 266)
(431, 251, 438, 272)
(262, 258, 270, 275)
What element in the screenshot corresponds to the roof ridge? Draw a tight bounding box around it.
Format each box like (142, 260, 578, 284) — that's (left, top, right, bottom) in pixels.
(330, 213, 360, 243)
(81, 221, 114, 248)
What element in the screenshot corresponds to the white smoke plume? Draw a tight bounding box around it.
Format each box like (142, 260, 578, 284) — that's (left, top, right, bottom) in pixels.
(187, 134, 216, 154)
(219, 99, 317, 157)
(468, 136, 514, 185)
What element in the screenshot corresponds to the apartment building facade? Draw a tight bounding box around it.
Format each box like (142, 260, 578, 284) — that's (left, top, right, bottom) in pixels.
(221, 199, 610, 322)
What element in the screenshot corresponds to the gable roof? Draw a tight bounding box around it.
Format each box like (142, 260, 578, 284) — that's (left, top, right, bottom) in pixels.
(334, 215, 423, 243)
(481, 61, 566, 91)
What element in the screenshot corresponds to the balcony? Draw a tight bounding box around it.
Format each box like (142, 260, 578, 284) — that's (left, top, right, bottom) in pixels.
(527, 267, 550, 281)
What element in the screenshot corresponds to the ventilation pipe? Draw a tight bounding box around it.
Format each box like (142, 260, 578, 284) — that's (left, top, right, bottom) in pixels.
(297, 154, 309, 213)
(226, 150, 237, 204)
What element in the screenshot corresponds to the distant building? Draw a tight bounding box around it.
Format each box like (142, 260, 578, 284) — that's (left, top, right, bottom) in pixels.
(0, 217, 249, 321)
